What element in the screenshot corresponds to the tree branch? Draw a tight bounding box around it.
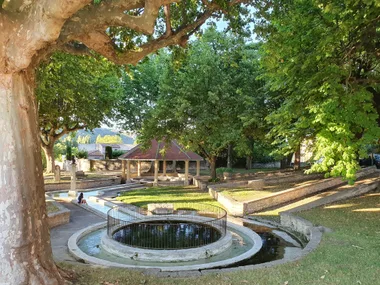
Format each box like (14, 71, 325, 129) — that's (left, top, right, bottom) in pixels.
(72, 10, 211, 65)
(164, 4, 172, 36)
(4, 0, 92, 72)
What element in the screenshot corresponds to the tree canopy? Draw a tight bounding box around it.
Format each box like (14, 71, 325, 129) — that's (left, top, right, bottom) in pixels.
(138, 28, 266, 178)
(254, 0, 380, 181)
(37, 52, 123, 172)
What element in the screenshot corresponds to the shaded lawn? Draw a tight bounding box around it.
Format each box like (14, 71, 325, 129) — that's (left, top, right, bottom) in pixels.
(63, 190, 380, 285)
(117, 186, 221, 208)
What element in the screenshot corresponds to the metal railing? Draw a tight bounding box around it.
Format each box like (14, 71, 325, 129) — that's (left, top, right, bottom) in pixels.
(107, 203, 227, 249)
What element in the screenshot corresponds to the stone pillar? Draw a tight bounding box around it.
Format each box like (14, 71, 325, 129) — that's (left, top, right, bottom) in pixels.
(68, 163, 77, 196)
(154, 160, 159, 186)
(121, 160, 126, 184)
(184, 160, 189, 186)
(54, 165, 61, 182)
(163, 160, 167, 176)
(137, 161, 141, 177)
(127, 160, 131, 182)
(172, 160, 177, 173)
(196, 160, 200, 177)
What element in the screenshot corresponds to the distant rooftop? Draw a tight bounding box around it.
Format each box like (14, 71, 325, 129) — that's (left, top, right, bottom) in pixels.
(119, 140, 203, 161)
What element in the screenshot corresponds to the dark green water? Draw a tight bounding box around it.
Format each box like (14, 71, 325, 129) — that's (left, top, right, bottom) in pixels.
(113, 220, 222, 249)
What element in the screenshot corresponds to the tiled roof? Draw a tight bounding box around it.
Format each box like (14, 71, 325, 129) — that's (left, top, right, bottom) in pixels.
(119, 140, 203, 161)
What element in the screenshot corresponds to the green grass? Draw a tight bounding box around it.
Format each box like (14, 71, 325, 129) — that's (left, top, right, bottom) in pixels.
(117, 186, 221, 208)
(221, 180, 321, 202)
(46, 201, 60, 213)
(62, 190, 380, 285)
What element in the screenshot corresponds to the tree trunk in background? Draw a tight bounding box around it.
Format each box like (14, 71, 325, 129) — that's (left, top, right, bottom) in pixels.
(0, 71, 63, 284)
(246, 156, 252, 170)
(246, 138, 254, 169)
(280, 153, 294, 169)
(209, 156, 217, 180)
(42, 143, 55, 173)
(227, 144, 233, 169)
(294, 144, 301, 170)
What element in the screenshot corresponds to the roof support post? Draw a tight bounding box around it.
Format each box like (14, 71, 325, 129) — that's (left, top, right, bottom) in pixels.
(184, 160, 189, 186)
(121, 160, 126, 184)
(126, 160, 131, 182)
(172, 160, 177, 173)
(154, 160, 159, 186)
(163, 160, 167, 176)
(137, 161, 141, 177)
(196, 160, 200, 177)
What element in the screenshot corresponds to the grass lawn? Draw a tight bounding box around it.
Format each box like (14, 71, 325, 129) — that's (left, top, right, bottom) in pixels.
(221, 179, 320, 202)
(117, 186, 221, 208)
(62, 190, 380, 284)
(46, 201, 60, 214)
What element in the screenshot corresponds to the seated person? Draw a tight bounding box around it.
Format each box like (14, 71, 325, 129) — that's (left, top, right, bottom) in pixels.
(77, 192, 87, 204)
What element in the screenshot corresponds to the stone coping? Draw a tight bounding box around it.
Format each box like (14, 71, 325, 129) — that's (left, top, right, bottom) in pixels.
(67, 220, 263, 271)
(45, 176, 121, 191)
(102, 216, 233, 262)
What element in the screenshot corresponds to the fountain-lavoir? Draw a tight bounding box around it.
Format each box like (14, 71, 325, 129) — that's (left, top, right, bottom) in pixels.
(59, 188, 308, 272)
(69, 203, 267, 271)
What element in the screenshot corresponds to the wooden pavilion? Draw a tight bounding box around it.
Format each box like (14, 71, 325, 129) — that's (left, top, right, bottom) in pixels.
(119, 140, 203, 185)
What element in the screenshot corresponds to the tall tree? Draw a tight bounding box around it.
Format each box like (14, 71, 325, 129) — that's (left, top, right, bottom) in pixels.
(254, 0, 380, 181)
(37, 52, 122, 172)
(139, 29, 263, 179)
(117, 53, 170, 131)
(0, 1, 250, 283)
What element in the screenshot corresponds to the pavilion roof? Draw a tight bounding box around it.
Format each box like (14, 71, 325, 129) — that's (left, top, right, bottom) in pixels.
(118, 140, 203, 161)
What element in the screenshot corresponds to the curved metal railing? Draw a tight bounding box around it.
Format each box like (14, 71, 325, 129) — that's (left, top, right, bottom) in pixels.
(107, 203, 227, 249)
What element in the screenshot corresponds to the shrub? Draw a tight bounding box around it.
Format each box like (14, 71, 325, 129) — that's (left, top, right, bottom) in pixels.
(77, 150, 88, 159)
(112, 150, 125, 158)
(216, 167, 233, 174)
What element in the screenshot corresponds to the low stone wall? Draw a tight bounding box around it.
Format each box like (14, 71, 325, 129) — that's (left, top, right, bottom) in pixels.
(210, 166, 378, 216)
(224, 169, 300, 181)
(47, 201, 70, 228)
(45, 176, 121, 191)
(245, 166, 377, 214)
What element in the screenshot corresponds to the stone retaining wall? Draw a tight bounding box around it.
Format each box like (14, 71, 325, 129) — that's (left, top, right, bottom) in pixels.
(45, 176, 121, 191)
(209, 166, 378, 216)
(47, 201, 70, 228)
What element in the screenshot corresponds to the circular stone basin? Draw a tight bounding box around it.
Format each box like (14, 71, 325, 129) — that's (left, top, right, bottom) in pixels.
(112, 220, 222, 249)
(103, 217, 233, 262)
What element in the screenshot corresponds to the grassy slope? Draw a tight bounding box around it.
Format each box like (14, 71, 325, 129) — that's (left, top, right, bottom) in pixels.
(63, 191, 380, 285)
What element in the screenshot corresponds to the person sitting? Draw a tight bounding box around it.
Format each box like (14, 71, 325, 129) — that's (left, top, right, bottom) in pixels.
(77, 192, 87, 204)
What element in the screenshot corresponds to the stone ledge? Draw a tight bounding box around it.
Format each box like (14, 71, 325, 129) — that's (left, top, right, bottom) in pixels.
(47, 201, 70, 228)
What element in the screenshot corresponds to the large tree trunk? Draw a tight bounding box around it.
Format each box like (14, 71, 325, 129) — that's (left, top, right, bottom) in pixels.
(42, 143, 55, 173)
(0, 71, 63, 284)
(209, 156, 217, 180)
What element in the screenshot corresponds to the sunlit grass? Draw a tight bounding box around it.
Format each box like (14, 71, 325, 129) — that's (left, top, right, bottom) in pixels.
(117, 186, 221, 208)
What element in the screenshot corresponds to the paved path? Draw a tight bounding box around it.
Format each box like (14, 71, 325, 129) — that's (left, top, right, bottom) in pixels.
(50, 200, 104, 263)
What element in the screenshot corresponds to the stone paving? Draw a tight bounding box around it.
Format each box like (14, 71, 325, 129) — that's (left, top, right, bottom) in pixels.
(50, 201, 104, 263)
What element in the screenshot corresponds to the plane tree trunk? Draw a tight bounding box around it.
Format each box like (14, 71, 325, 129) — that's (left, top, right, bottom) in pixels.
(0, 71, 64, 284)
(42, 143, 55, 173)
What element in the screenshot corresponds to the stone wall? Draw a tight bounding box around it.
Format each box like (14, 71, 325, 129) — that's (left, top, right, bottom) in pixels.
(209, 166, 378, 216)
(44, 176, 121, 191)
(47, 201, 70, 228)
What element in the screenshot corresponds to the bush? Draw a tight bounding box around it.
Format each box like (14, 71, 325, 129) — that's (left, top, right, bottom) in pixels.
(208, 177, 220, 183)
(105, 146, 112, 159)
(216, 167, 233, 174)
(112, 150, 125, 158)
(77, 150, 88, 159)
